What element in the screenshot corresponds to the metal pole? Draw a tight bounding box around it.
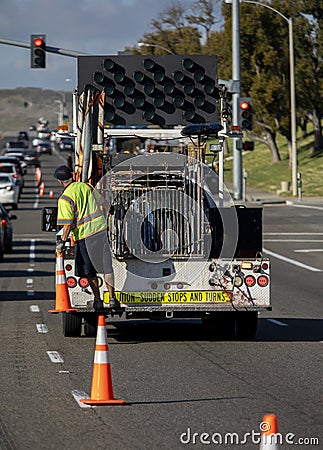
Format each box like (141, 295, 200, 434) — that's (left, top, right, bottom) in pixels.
(0, 37, 88, 57)
(289, 18, 298, 196)
(232, 0, 242, 200)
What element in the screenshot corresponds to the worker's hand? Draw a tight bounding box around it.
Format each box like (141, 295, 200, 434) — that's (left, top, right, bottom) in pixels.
(56, 240, 66, 253)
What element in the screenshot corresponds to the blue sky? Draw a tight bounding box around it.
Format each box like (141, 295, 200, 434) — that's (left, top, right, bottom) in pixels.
(0, 0, 169, 91)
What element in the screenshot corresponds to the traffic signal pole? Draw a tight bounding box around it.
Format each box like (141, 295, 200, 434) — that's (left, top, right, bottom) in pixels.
(232, 0, 243, 200)
(0, 37, 88, 58)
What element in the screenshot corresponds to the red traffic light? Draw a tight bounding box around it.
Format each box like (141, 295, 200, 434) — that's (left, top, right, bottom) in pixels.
(33, 38, 44, 47)
(240, 101, 249, 110)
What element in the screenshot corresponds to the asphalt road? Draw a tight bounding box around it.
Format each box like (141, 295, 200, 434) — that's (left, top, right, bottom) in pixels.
(0, 144, 322, 450)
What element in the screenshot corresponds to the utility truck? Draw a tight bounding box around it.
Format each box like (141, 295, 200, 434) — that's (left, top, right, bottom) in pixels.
(43, 54, 271, 337)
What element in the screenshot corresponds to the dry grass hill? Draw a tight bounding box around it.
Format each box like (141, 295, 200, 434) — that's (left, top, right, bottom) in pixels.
(0, 87, 73, 133)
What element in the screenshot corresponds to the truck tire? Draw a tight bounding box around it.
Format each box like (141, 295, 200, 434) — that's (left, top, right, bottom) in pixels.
(84, 315, 98, 337)
(235, 311, 258, 339)
(62, 312, 82, 337)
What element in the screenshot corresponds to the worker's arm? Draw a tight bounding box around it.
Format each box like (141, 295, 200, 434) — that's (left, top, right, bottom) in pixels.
(61, 224, 73, 242)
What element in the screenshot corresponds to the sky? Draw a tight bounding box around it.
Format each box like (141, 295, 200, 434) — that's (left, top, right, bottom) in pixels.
(0, 0, 171, 91)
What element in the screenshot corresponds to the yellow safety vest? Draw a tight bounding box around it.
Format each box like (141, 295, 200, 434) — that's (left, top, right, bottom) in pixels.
(57, 182, 107, 241)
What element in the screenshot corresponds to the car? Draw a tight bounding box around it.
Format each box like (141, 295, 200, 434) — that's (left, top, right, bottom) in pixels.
(18, 131, 29, 141)
(0, 203, 16, 253)
(57, 137, 74, 152)
(36, 142, 52, 155)
(38, 129, 51, 140)
(5, 141, 27, 151)
(29, 125, 36, 131)
(32, 137, 46, 147)
(0, 156, 26, 176)
(0, 162, 24, 192)
(0, 174, 20, 210)
(22, 150, 40, 167)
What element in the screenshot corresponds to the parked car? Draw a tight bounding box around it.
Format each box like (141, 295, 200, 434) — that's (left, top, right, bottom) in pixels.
(0, 163, 23, 192)
(0, 174, 20, 210)
(0, 203, 16, 253)
(22, 150, 40, 167)
(58, 137, 74, 152)
(36, 142, 52, 155)
(0, 154, 27, 175)
(18, 131, 29, 141)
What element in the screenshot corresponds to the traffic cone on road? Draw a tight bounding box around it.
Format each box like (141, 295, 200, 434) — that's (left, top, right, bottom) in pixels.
(48, 252, 78, 313)
(39, 182, 45, 196)
(259, 414, 280, 449)
(49, 190, 54, 198)
(81, 315, 126, 406)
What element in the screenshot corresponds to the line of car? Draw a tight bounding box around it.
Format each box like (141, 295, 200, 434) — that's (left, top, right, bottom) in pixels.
(0, 129, 75, 261)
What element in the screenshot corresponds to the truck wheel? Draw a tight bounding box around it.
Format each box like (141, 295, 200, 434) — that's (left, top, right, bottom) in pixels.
(84, 315, 98, 337)
(62, 312, 82, 337)
(213, 312, 236, 340)
(235, 312, 258, 339)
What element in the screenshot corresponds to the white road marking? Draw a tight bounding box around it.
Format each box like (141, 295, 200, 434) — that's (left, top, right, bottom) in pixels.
(264, 239, 323, 242)
(36, 324, 48, 333)
(47, 351, 64, 363)
(30, 305, 40, 312)
(294, 249, 323, 253)
(264, 232, 323, 235)
(267, 319, 288, 327)
(26, 278, 33, 284)
(288, 203, 323, 211)
(27, 290, 35, 296)
(263, 248, 322, 272)
(71, 390, 92, 409)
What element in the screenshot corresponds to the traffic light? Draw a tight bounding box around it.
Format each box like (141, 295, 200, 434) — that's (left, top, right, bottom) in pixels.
(78, 55, 219, 126)
(242, 141, 254, 151)
(31, 34, 46, 69)
(239, 97, 252, 130)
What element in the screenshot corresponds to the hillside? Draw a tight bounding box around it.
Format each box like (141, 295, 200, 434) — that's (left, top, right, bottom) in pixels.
(0, 87, 73, 132)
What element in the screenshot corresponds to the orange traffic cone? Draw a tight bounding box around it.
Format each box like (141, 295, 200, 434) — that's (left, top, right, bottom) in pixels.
(49, 190, 54, 198)
(260, 414, 280, 449)
(48, 252, 78, 313)
(39, 182, 45, 196)
(81, 315, 126, 406)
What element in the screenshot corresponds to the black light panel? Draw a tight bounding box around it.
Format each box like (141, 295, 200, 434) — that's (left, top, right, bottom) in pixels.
(78, 55, 218, 126)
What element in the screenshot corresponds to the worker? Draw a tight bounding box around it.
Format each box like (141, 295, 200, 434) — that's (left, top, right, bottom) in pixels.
(53, 165, 120, 311)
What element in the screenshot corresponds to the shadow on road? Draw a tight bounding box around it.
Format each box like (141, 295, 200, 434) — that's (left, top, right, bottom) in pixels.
(106, 317, 323, 343)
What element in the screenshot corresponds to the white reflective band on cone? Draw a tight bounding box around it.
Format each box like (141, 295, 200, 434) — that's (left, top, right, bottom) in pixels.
(96, 326, 107, 345)
(94, 351, 109, 364)
(56, 274, 66, 284)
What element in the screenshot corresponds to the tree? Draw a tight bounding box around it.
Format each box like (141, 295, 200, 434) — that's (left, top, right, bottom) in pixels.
(186, 0, 222, 43)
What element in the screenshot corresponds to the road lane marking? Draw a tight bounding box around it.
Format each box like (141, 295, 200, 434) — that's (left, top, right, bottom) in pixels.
(294, 249, 323, 253)
(27, 290, 35, 296)
(263, 248, 322, 272)
(264, 232, 323, 235)
(267, 319, 288, 327)
(47, 351, 64, 363)
(264, 239, 323, 242)
(71, 390, 92, 409)
(288, 203, 323, 211)
(30, 305, 40, 312)
(36, 324, 48, 333)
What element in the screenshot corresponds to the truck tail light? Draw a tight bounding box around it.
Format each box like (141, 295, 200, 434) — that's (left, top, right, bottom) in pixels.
(245, 275, 256, 287)
(79, 278, 89, 288)
(257, 275, 269, 287)
(66, 277, 77, 288)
